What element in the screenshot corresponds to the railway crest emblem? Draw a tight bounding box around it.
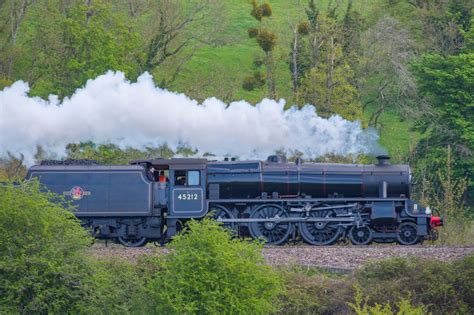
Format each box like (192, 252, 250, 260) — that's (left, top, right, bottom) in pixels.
(64, 186, 91, 200)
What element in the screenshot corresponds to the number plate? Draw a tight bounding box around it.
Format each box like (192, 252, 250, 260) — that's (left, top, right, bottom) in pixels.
(172, 188, 204, 214)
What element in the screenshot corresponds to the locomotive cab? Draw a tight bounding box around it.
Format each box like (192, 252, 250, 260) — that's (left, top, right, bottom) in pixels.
(130, 158, 208, 239)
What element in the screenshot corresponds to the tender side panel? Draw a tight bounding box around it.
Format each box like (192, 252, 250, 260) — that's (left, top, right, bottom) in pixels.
(28, 166, 152, 216)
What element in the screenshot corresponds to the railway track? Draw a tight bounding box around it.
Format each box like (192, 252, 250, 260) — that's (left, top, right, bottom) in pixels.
(88, 244, 474, 270)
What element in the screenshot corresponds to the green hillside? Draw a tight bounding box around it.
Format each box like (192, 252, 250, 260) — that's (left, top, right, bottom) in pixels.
(157, 0, 419, 159)
(0, 0, 472, 203)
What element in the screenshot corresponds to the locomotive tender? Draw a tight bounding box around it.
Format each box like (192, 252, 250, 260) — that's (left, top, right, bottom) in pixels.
(27, 155, 443, 246)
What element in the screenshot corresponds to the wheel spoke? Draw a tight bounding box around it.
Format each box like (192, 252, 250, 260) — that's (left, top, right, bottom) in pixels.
(397, 222, 419, 245)
(299, 209, 341, 245)
(211, 206, 236, 232)
(349, 226, 373, 245)
(249, 205, 291, 245)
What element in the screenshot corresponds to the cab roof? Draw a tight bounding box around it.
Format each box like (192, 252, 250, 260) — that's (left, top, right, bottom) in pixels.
(130, 158, 207, 170)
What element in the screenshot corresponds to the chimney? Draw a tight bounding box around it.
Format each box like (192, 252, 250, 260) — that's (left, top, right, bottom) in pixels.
(376, 155, 390, 166)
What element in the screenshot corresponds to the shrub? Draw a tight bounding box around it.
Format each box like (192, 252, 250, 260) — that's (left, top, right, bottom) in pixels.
(355, 256, 474, 314)
(251, 1, 272, 21)
(349, 284, 427, 315)
(278, 267, 353, 314)
(297, 21, 310, 34)
(248, 27, 259, 38)
(78, 258, 152, 314)
(243, 75, 257, 91)
(242, 72, 265, 91)
(147, 218, 284, 314)
(0, 180, 92, 314)
(256, 29, 277, 52)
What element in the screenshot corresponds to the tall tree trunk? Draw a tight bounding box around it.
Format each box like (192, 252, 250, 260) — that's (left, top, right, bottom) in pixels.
(291, 28, 298, 95)
(7, 0, 29, 79)
(85, 0, 92, 26)
(326, 36, 335, 108)
(266, 51, 276, 99)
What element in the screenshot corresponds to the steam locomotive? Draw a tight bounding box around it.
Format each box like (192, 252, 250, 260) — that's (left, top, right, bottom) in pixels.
(26, 155, 443, 246)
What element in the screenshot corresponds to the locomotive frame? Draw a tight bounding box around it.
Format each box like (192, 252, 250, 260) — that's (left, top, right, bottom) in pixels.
(27, 155, 443, 247)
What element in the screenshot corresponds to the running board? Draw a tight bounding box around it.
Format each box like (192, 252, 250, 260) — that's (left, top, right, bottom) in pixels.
(216, 217, 358, 223)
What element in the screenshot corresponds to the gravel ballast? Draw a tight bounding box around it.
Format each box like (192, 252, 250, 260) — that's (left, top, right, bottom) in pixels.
(88, 244, 474, 270)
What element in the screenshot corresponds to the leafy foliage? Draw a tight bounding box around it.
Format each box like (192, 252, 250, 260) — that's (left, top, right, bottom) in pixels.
(281, 255, 474, 314)
(147, 218, 284, 314)
(0, 180, 92, 313)
(349, 285, 427, 315)
(299, 13, 363, 121)
(246, 0, 277, 98)
(355, 256, 474, 314)
(78, 258, 152, 314)
(411, 50, 474, 201)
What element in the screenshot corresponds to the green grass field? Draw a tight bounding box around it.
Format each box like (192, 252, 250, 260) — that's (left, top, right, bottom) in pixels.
(155, 0, 416, 159)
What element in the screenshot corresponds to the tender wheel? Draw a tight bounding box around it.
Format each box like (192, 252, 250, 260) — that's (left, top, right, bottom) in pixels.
(117, 236, 147, 247)
(299, 209, 342, 245)
(349, 226, 373, 245)
(249, 205, 291, 245)
(397, 222, 419, 245)
(210, 205, 236, 233)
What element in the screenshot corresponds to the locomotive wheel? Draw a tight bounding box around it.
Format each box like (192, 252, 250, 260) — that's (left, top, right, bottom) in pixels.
(396, 222, 419, 245)
(348, 226, 373, 245)
(210, 205, 237, 233)
(117, 236, 147, 247)
(249, 205, 291, 245)
(299, 209, 342, 245)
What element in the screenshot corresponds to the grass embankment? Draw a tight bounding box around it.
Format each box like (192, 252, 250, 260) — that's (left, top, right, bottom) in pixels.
(155, 0, 416, 158)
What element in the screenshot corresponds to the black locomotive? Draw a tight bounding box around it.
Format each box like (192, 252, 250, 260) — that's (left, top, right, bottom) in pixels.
(27, 155, 443, 246)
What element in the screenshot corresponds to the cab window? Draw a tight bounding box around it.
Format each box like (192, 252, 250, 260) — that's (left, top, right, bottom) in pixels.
(174, 170, 187, 186)
(174, 170, 200, 186)
(188, 171, 200, 186)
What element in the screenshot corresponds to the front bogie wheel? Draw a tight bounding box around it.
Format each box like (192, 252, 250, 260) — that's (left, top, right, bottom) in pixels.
(397, 222, 419, 245)
(348, 226, 373, 245)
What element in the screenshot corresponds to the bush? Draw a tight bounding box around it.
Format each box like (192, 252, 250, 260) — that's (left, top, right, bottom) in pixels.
(297, 21, 310, 34)
(279, 256, 474, 314)
(349, 285, 427, 315)
(78, 258, 153, 314)
(243, 76, 257, 91)
(278, 267, 353, 314)
(248, 27, 259, 38)
(355, 256, 474, 314)
(256, 29, 277, 52)
(0, 180, 92, 314)
(147, 218, 284, 314)
(243, 72, 265, 91)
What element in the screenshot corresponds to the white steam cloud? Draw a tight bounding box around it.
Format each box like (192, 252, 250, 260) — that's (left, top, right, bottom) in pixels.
(0, 71, 383, 164)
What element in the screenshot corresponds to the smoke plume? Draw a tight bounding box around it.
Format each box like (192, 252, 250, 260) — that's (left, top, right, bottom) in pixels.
(0, 71, 383, 164)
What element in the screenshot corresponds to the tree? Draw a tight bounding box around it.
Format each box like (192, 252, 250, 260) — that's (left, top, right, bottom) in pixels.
(300, 14, 363, 121)
(13, 0, 141, 98)
(341, 0, 364, 69)
(60, 0, 140, 97)
(65, 142, 176, 164)
(143, 0, 226, 88)
(147, 218, 284, 314)
(358, 16, 421, 126)
(0, 0, 34, 80)
(417, 0, 472, 56)
(288, 17, 311, 100)
(0, 152, 27, 180)
(245, 0, 277, 99)
(0, 180, 92, 313)
(411, 51, 474, 202)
